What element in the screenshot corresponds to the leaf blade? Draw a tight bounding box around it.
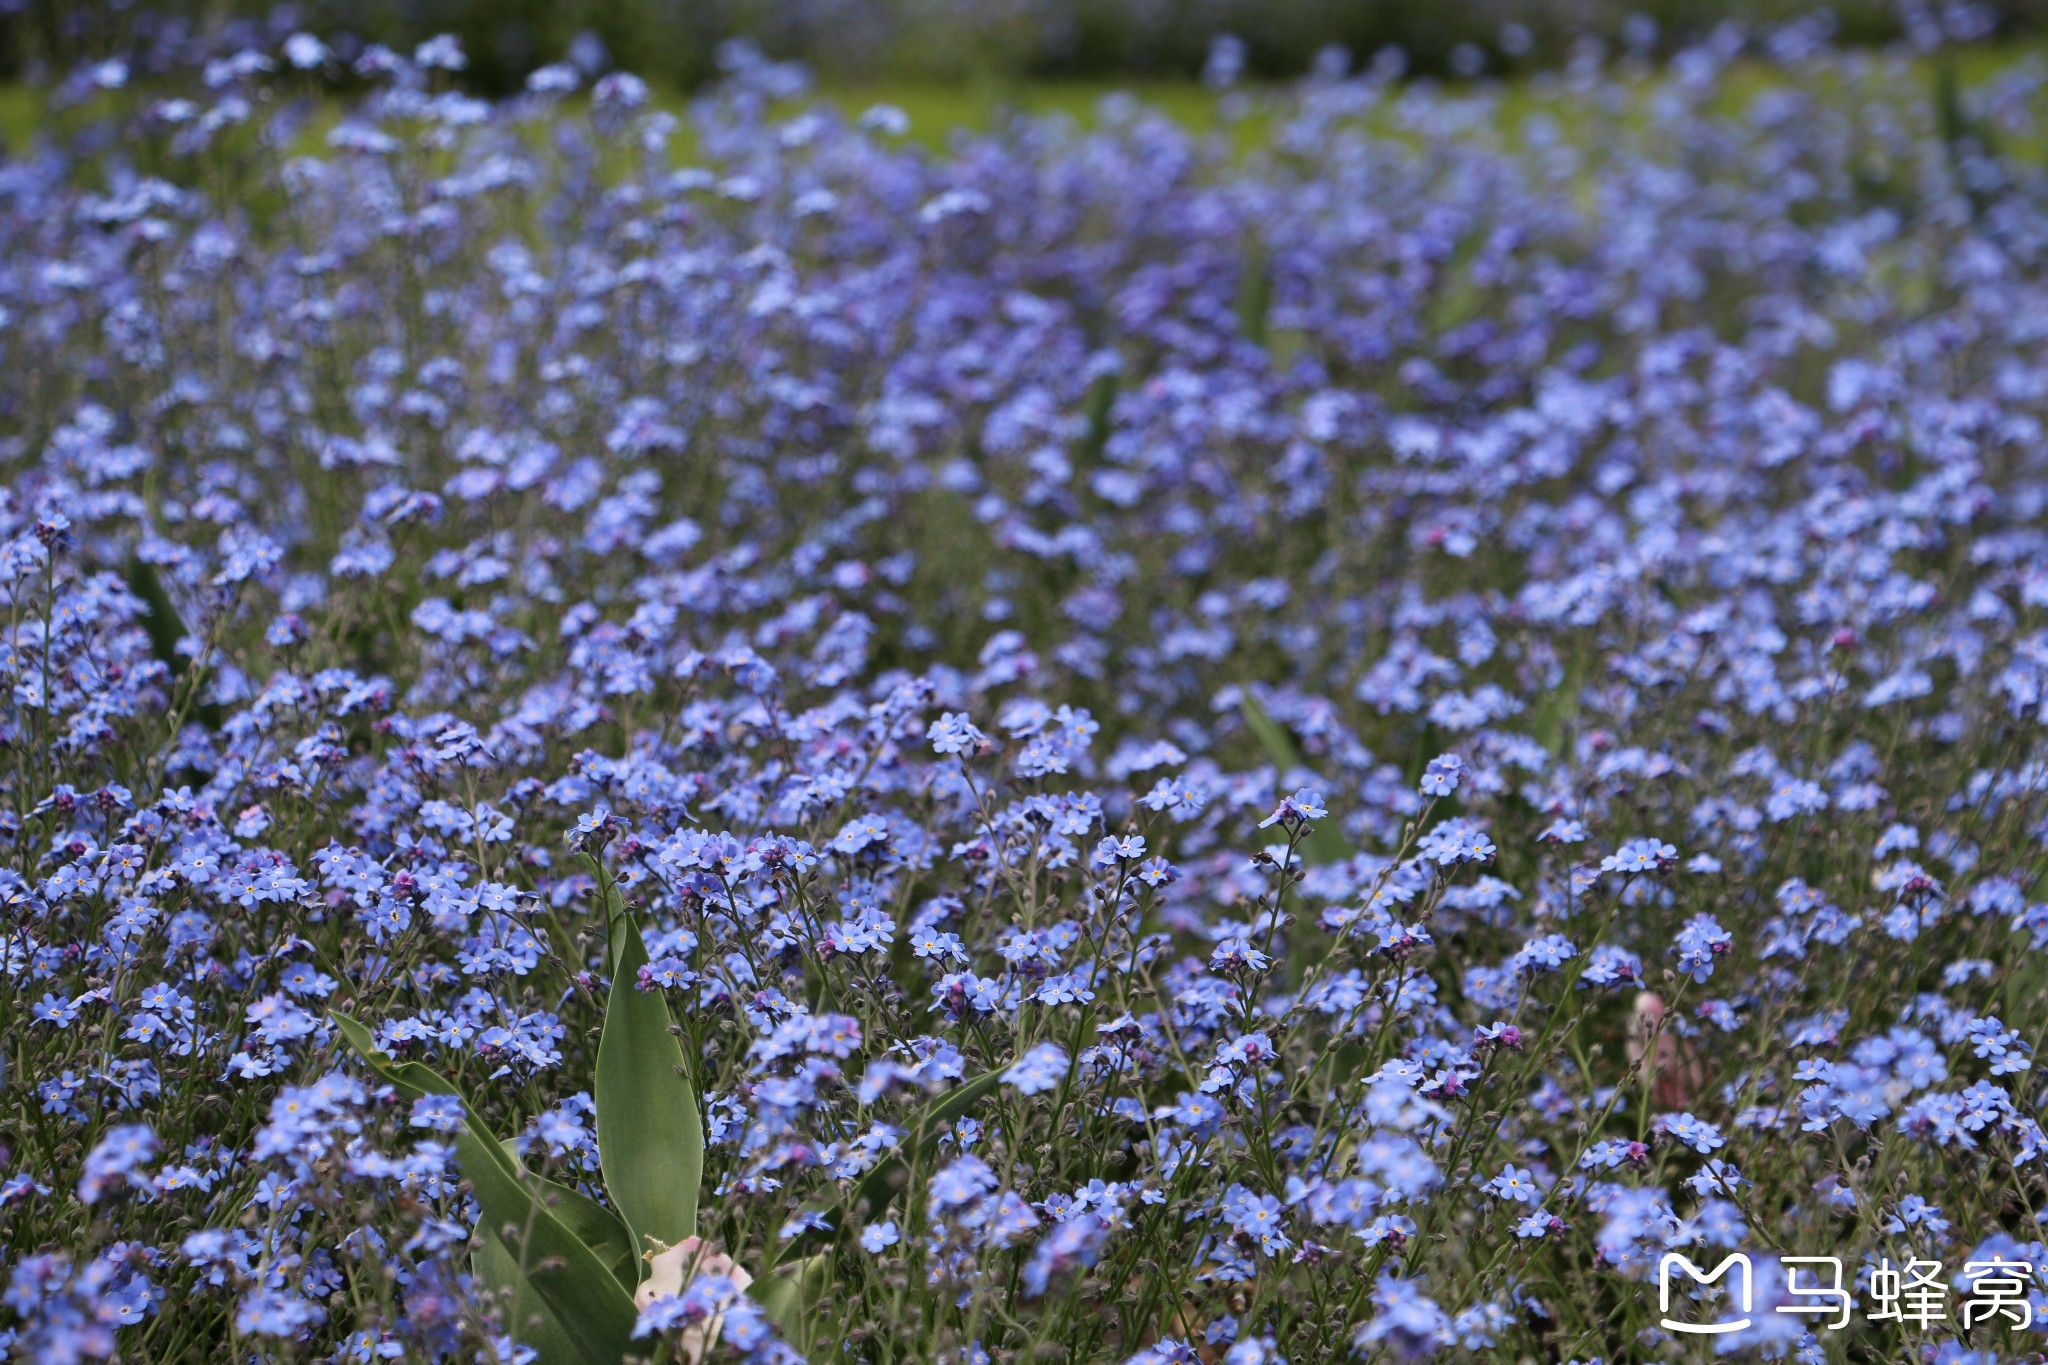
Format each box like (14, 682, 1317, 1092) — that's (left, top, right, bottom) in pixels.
(333, 1012, 639, 1365)
(594, 874, 705, 1258)
(750, 1254, 831, 1356)
(475, 1231, 583, 1365)
(456, 1130, 639, 1365)
(124, 555, 189, 682)
(499, 1139, 637, 1290)
(1238, 689, 1352, 865)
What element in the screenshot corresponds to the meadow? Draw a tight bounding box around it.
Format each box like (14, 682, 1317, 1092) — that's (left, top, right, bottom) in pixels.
(6, 19, 2048, 1365)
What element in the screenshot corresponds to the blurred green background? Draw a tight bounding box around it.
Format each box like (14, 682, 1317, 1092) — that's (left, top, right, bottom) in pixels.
(7, 0, 2044, 93)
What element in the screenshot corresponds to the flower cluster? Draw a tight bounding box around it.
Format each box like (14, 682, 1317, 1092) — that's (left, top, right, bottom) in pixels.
(4, 21, 2048, 1365)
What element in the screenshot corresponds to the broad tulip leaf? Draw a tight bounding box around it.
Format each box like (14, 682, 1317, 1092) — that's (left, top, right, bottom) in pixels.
(125, 555, 190, 682)
(333, 1012, 639, 1365)
(750, 1253, 831, 1356)
(595, 874, 705, 1260)
(475, 1232, 582, 1365)
(126, 555, 222, 728)
(498, 1139, 637, 1290)
(1237, 235, 1271, 348)
(1238, 690, 1352, 865)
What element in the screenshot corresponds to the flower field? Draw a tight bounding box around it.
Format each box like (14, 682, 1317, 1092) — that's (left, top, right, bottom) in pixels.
(7, 24, 2048, 1365)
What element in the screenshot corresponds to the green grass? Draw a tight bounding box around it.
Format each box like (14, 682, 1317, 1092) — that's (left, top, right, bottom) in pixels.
(756, 43, 2048, 172)
(0, 83, 42, 151)
(802, 77, 1243, 139)
(1, 40, 2042, 166)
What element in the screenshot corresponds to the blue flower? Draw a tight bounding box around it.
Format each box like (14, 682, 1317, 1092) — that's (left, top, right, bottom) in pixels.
(928, 712, 989, 756)
(1483, 1165, 1541, 1204)
(1673, 914, 1733, 982)
(1419, 754, 1464, 797)
(1258, 788, 1328, 830)
(1004, 1043, 1071, 1097)
(1656, 1112, 1726, 1154)
(1600, 838, 1678, 874)
(408, 1095, 463, 1133)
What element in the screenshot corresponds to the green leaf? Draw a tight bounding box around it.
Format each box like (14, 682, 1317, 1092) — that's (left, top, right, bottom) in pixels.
(459, 1153, 638, 1365)
(2004, 949, 2048, 1045)
(125, 555, 222, 729)
(750, 1254, 831, 1356)
(594, 872, 705, 1260)
(1080, 369, 1118, 465)
(475, 1232, 583, 1365)
(498, 1139, 637, 1290)
(125, 555, 189, 681)
(1237, 234, 1271, 348)
(1238, 689, 1352, 865)
(772, 1066, 1005, 1268)
(333, 1012, 639, 1365)
(1238, 687, 1302, 770)
(1529, 655, 1585, 760)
